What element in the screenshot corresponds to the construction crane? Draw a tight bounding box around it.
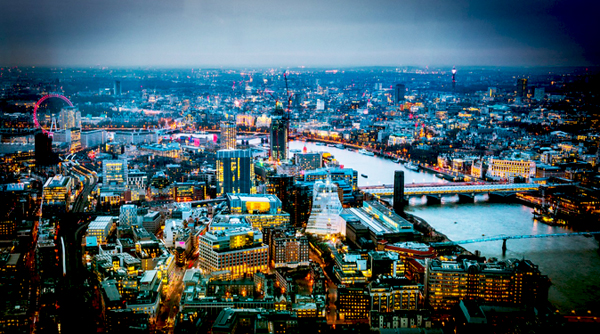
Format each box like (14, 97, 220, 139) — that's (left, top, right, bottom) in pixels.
(284, 72, 293, 156)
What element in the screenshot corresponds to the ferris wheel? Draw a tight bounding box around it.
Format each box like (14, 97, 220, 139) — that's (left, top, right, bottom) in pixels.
(33, 94, 74, 135)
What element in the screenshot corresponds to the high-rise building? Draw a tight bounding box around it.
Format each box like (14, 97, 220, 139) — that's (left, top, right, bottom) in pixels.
(267, 174, 294, 218)
(305, 179, 345, 235)
(394, 84, 406, 105)
(103, 159, 128, 186)
(219, 120, 237, 150)
(35, 131, 57, 166)
(114, 80, 121, 96)
(269, 103, 288, 161)
(516, 78, 528, 98)
(425, 258, 549, 311)
(59, 106, 81, 130)
(216, 149, 255, 196)
(451, 67, 457, 91)
(291, 182, 312, 228)
(393, 171, 404, 215)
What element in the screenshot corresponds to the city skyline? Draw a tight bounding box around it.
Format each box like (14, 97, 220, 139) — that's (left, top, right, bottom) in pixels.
(1, 0, 598, 68)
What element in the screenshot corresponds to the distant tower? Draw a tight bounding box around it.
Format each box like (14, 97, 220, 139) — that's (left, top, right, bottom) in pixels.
(516, 78, 528, 99)
(220, 120, 237, 150)
(270, 102, 288, 161)
(395, 84, 406, 105)
(393, 171, 405, 215)
(114, 80, 121, 96)
(451, 67, 457, 91)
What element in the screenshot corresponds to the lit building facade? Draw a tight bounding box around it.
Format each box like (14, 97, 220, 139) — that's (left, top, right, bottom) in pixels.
(216, 149, 255, 196)
(103, 159, 128, 186)
(59, 106, 81, 129)
(303, 167, 358, 191)
(81, 129, 107, 149)
(220, 120, 237, 150)
(119, 204, 139, 231)
(337, 285, 370, 321)
(367, 279, 422, 312)
(425, 258, 549, 311)
(294, 152, 321, 171)
(487, 159, 536, 182)
(171, 181, 206, 202)
(42, 175, 73, 214)
(269, 229, 309, 268)
(305, 179, 345, 236)
(87, 216, 115, 244)
(198, 225, 268, 279)
(225, 193, 290, 230)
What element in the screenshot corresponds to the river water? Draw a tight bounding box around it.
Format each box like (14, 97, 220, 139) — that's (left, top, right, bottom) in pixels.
(290, 140, 600, 314)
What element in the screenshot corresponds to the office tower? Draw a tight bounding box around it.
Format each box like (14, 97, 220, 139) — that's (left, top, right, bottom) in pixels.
(425, 258, 549, 311)
(516, 78, 528, 98)
(394, 84, 406, 105)
(35, 131, 57, 166)
(267, 174, 294, 217)
(269, 103, 288, 161)
(119, 204, 138, 231)
(198, 224, 268, 279)
(114, 80, 121, 96)
(305, 179, 344, 235)
(393, 171, 405, 215)
(59, 106, 81, 129)
(216, 149, 255, 196)
(451, 66, 457, 91)
(103, 159, 128, 186)
(220, 120, 237, 150)
(291, 182, 312, 228)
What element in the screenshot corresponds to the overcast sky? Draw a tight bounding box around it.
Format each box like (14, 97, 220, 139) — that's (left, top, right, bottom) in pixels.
(0, 0, 597, 67)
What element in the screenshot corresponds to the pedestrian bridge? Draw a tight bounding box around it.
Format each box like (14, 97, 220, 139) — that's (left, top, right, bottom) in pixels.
(431, 231, 600, 254)
(363, 183, 541, 197)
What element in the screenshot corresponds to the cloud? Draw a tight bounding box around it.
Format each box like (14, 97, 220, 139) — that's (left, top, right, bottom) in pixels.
(0, 0, 595, 67)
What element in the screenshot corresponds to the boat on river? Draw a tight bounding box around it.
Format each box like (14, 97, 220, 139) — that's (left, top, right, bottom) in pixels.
(405, 162, 420, 171)
(361, 174, 368, 178)
(358, 149, 375, 156)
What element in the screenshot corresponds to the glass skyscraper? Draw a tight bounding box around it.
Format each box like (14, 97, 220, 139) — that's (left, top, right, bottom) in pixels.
(216, 149, 255, 196)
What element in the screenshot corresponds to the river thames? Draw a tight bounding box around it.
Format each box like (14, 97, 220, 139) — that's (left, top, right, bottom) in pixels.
(290, 140, 600, 314)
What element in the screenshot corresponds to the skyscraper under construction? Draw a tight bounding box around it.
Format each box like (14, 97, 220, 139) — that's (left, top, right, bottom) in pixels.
(269, 102, 288, 161)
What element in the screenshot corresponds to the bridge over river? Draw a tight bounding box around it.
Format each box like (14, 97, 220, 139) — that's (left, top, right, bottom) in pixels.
(431, 231, 600, 254)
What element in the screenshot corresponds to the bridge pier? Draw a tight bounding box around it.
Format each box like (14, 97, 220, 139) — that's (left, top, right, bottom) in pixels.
(502, 239, 507, 255)
(458, 193, 475, 204)
(425, 195, 441, 205)
(489, 192, 516, 203)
